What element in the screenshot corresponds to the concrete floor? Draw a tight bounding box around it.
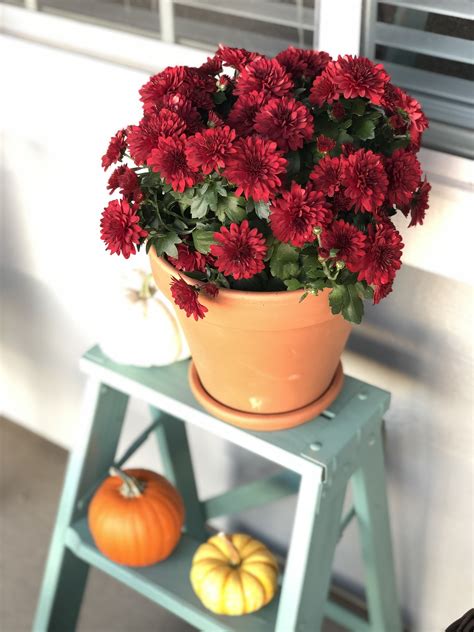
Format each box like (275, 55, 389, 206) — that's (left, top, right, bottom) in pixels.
(0, 417, 345, 632)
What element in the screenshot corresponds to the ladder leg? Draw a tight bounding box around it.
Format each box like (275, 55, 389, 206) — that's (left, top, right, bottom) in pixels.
(151, 407, 207, 541)
(276, 463, 347, 632)
(34, 380, 129, 632)
(352, 424, 403, 632)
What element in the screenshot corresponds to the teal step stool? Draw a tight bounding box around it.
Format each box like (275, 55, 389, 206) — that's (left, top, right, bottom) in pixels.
(34, 346, 402, 632)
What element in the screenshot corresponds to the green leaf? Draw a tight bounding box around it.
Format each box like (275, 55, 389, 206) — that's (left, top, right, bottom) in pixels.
(351, 117, 376, 141)
(351, 98, 366, 116)
(255, 200, 270, 220)
(213, 91, 226, 105)
(217, 194, 246, 223)
(342, 285, 364, 324)
(301, 255, 326, 280)
(155, 232, 181, 258)
(284, 278, 304, 291)
(270, 242, 300, 280)
(286, 151, 301, 177)
(328, 284, 349, 315)
(192, 229, 215, 254)
(190, 195, 209, 219)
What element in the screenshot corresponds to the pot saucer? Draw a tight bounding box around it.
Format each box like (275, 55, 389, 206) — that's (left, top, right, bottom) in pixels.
(188, 362, 344, 431)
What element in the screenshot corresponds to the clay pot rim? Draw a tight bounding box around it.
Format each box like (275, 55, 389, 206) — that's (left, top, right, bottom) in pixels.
(150, 246, 323, 304)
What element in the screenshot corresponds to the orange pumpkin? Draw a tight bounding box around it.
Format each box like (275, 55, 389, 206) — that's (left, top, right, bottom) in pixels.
(88, 467, 185, 567)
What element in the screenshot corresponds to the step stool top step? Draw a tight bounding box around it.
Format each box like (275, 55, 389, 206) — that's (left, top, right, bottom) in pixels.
(81, 346, 390, 476)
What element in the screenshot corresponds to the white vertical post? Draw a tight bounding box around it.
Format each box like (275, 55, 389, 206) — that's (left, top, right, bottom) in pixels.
(24, 0, 38, 10)
(159, 0, 175, 43)
(314, 0, 364, 56)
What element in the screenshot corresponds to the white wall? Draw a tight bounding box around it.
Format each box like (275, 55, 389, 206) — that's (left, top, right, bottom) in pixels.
(1, 21, 473, 632)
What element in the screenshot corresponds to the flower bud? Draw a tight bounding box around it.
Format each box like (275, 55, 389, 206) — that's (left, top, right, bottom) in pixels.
(335, 260, 345, 270)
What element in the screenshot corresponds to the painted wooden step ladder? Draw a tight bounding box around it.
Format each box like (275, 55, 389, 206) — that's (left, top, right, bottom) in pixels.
(34, 345, 402, 632)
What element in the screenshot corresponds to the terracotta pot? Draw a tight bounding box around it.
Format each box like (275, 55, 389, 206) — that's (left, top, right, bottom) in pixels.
(150, 248, 351, 430)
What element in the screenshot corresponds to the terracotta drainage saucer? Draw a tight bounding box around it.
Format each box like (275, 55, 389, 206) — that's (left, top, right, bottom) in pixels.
(189, 362, 344, 431)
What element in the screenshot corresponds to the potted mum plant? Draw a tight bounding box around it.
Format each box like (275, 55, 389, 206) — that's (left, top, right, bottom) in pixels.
(100, 45, 430, 431)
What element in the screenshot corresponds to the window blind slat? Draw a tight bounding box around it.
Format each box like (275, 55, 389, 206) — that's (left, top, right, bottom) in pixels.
(173, 0, 314, 31)
(380, 61, 474, 104)
(381, 0, 474, 20)
(376, 22, 473, 63)
(409, 94, 474, 129)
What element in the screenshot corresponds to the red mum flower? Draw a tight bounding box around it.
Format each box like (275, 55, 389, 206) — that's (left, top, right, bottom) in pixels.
(276, 47, 331, 81)
(383, 85, 428, 148)
(341, 149, 388, 214)
(168, 243, 207, 273)
(127, 110, 186, 165)
(101, 129, 127, 170)
(407, 179, 431, 227)
(316, 135, 336, 154)
(357, 222, 403, 286)
(210, 220, 267, 280)
(148, 134, 198, 192)
(185, 68, 216, 110)
(309, 73, 339, 107)
(320, 220, 366, 270)
(186, 125, 236, 174)
(373, 281, 393, 304)
(270, 182, 331, 248)
(216, 45, 261, 72)
(331, 101, 346, 120)
(228, 91, 268, 136)
(199, 55, 223, 76)
(254, 97, 314, 151)
(100, 199, 147, 259)
(139, 66, 189, 114)
(107, 165, 140, 199)
(224, 136, 287, 202)
(235, 58, 293, 98)
(202, 282, 219, 298)
(207, 111, 225, 128)
(161, 94, 203, 134)
(170, 277, 208, 320)
(330, 55, 389, 104)
(310, 155, 343, 197)
(385, 149, 421, 207)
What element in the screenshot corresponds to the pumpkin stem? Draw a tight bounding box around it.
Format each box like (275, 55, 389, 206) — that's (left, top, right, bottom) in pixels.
(109, 467, 145, 498)
(138, 273, 155, 301)
(217, 532, 241, 567)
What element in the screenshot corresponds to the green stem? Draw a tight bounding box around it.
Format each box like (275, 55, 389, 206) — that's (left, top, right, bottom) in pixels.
(109, 467, 145, 498)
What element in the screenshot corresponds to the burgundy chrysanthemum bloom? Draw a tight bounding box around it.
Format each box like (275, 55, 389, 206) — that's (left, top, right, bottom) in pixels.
(254, 97, 314, 151)
(170, 277, 208, 320)
(107, 165, 140, 200)
(270, 182, 331, 248)
(100, 199, 147, 259)
(330, 55, 389, 104)
(228, 91, 268, 136)
(373, 281, 393, 304)
(210, 220, 267, 280)
(168, 243, 207, 273)
(216, 45, 261, 72)
(185, 125, 236, 174)
(310, 155, 343, 197)
(385, 149, 421, 207)
(320, 220, 366, 270)
(148, 134, 198, 192)
(185, 68, 216, 110)
(309, 73, 339, 107)
(127, 110, 186, 165)
(207, 111, 224, 128)
(234, 58, 293, 98)
(276, 47, 330, 81)
(331, 102, 346, 120)
(224, 136, 287, 202)
(357, 222, 404, 286)
(383, 85, 428, 148)
(101, 129, 127, 170)
(139, 66, 189, 114)
(199, 55, 223, 76)
(317, 135, 336, 154)
(202, 282, 219, 298)
(341, 149, 388, 214)
(161, 93, 203, 134)
(300, 49, 332, 79)
(407, 179, 431, 227)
